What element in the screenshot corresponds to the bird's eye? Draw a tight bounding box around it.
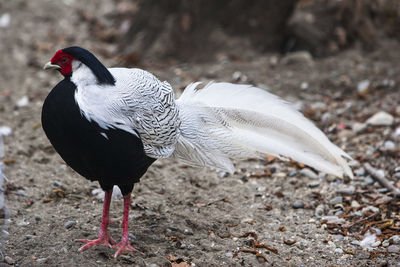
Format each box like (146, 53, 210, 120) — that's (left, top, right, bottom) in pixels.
(61, 58, 68, 63)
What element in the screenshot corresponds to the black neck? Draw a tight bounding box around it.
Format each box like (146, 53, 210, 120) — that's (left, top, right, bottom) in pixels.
(62, 46, 116, 86)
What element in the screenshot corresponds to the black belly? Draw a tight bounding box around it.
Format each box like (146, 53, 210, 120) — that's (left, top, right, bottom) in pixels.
(41, 79, 156, 195)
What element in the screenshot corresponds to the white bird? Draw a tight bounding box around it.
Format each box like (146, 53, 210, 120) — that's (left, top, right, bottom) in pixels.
(42, 46, 352, 257)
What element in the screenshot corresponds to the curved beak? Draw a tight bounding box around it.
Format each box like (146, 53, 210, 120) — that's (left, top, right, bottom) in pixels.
(43, 61, 61, 70)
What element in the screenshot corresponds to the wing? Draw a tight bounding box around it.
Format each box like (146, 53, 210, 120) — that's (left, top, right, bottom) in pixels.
(75, 68, 180, 158)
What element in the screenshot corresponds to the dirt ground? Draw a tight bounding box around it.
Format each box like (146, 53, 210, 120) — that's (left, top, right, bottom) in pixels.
(1, 0, 400, 266)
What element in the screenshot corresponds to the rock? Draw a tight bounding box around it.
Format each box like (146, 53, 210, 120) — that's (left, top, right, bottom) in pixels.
(352, 122, 367, 134)
(393, 126, 400, 141)
(334, 248, 344, 254)
(315, 204, 325, 216)
(366, 111, 394, 126)
(308, 181, 320, 188)
(389, 235, 400, 244)
(336, 184, 355, 195)
(4, 256, 14, 265)
(360, 232, 376, 249)
(332, 234, 344, 241)
(351, 200, 361, 209)
(300, 82, 309, 90)
(37, 258, 48, 264)
(361, 206, 380, 214)
(53, 181, 62, 187)
(327, 241, 335, 248)
(293, 201, 304, 209)
(329, 196, 343, 205)
(353, 211, 363, 217)
(0, 126, 12, 136)
(355, 251, 370, 259)
(351, 240, 360, 246)
(232, 71, 248, 82)
(387, 245, 400, 253)
(34, 215, 42, 222)
(382, 240, 390, 247)
(354, 168, 366, 177)
(383, 140, 396, 150)
(357, 80, 371, 96)
(16, 96, 29, 107)
(0, 13, 10, 28)
(17, 190, 26, 196)
(280, 51, 313, 66)
(64, 221, 76, 229)
(300, 168, 318, 179)
(371, 240, 381, 247)
(363, 176, 374, 185)
(322, 215, 345, 224)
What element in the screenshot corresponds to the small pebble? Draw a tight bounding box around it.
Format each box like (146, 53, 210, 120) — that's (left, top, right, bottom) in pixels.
(366, 111, 394, 126)
(389, 235, 400, 244)
(353, 211, 363, 217)
(351, 200, 361, 209)
(361, 206, 380, 214)
(34, 215, 41, 222)
(288, 170, 297, 177)
(384, 140, 396, 150)
(387, 245, 400, 253)
(292, 201, 304, 209)
(352, 122, 367, 134)
(354, 168, 366, 177)
(17, 190, 26, 196)
(371, 240, 381, 247)
(5, 256, 14, 265)
(329, 196, 343, 205)
(363, 176, 374, 185)
(356, 251, 370, 259)
(382, 240, 390, 247)
(37, 258, 48, 264)
(334, 248, 344, 254)
(128, 233, 136, 240)
(308, 181, 320, 188)
(332, 234, 344, 241)
(53, 181, 62, 187)
(300, 168, 318, 179)
(64, 221, 76, 229)
(300, 82, 309, 90)
(225, 252, 233, 258)
(336, 185, 355, 195)
(351, 240, 360, 246)
(16, 96, 29, 107)
(315, 204, 325, 216)
(322, 215, 345, 224)
(357, 80, 370, 95)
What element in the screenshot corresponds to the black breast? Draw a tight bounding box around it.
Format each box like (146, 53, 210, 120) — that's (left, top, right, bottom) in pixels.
(41, 79, 156, 195)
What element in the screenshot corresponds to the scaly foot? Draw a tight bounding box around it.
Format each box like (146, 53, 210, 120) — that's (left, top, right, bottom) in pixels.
(112, 235, 143, 258)
(77, 233, 116, 252)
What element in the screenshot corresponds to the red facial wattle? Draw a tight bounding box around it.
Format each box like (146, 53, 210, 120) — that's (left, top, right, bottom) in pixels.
(50, 50, 74, 75)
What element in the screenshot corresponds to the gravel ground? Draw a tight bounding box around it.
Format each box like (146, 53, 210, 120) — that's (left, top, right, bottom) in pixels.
(0, 0, 399, 266)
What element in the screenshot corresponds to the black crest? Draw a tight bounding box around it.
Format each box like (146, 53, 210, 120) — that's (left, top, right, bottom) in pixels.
(62, 46, 116, 86)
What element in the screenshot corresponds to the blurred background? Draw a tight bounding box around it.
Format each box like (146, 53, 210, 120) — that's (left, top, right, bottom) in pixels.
(1, 0, 400, 266)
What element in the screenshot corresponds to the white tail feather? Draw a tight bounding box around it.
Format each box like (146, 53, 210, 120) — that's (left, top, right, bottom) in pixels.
(173, 82, 353, 178)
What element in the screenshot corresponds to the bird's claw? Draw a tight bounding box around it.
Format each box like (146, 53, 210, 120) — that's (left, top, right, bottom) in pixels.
(112, 238, 143, 258)
(76, 233, 116, 251)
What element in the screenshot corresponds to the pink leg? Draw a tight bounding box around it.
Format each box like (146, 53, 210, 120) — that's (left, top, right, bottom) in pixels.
(77, 190, 116, 251)
(112, 193, 143, 258)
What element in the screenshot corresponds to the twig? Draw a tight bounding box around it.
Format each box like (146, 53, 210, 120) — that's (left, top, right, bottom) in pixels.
(364, 163, 400, 197)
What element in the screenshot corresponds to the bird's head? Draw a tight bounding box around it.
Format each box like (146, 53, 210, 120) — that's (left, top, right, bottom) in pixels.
(44, 46, 116, 85)
(44, 50, 74, 76)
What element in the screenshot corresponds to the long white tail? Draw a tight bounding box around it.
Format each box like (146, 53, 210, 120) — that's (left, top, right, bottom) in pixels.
(172, 82, 353, 178)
